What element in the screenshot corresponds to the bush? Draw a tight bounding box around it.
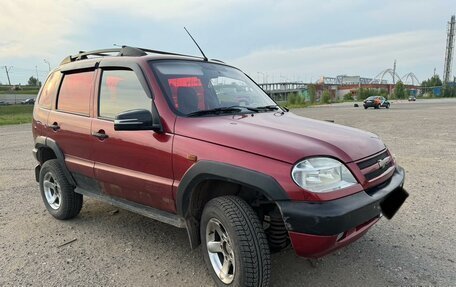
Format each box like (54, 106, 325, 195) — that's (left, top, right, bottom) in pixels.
(343, 93, 353, 101)
(322, 90, 331, 104)
(287, 94, 297, 105)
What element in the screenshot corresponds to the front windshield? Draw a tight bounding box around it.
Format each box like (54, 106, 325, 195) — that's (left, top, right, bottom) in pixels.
(150, 61, 277, 116)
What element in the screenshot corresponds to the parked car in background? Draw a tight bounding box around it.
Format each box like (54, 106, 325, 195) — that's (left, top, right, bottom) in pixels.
(0, 101, 10, 106)
(408, 95, 416, 101)
(21, 98, 35, 105)
(363, 96, 390, 109)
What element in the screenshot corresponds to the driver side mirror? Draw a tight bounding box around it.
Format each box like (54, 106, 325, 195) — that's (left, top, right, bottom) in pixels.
(114, 109, 162, 132)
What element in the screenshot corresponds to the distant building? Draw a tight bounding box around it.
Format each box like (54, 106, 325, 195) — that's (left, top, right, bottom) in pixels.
(318, 75, 387, 85)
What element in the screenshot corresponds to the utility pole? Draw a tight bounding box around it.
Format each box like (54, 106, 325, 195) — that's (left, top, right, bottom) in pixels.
(44, 59, 51, 72)
(35, 65, 39, 85)
(443, 15, 455, 84)
(392, 60, 397, 84)
(3, 66, 12, 86)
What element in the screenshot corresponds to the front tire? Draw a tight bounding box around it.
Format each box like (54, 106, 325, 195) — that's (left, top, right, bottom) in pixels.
(39, 159, 83, 220)
(201, 196, 271, 287)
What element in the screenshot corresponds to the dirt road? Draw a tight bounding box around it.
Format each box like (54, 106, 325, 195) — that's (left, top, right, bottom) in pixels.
(1, 99, 455, 286)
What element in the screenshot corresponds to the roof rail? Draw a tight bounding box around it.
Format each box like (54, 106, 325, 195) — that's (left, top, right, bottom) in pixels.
(60, 46, 205, 65)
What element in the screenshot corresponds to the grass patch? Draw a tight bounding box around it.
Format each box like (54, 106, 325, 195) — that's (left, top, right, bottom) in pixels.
(0, 105, 34, 125)
(0, 90, 39, 95)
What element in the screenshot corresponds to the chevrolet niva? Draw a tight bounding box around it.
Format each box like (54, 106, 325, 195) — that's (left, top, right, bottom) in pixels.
(32, 46, 408, 287)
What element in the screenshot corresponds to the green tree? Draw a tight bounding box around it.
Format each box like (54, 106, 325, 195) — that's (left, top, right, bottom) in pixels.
(378, 88, 389, 99)
(393, 81, 406, 99)
(443, 84, 456, 97)
(421, 75, 442, 87)
(358, 87, 370, 100)
(28, 76, 41, 86)
(321, 90, 331, 104)
(307, 84, 316, 104)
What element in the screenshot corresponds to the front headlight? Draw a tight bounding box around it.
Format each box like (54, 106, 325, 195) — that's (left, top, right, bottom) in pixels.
(291, 157, 357, 193)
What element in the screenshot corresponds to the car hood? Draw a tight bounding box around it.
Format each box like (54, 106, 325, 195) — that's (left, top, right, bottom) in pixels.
(174, 112, 385, 164)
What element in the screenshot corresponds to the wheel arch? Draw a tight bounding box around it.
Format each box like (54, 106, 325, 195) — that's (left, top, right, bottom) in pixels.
(33, 136, 76, 186)
(176, 161, 289, 248)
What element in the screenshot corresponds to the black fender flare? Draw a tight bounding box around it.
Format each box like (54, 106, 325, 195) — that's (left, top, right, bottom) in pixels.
(33, 136, 76, 186)
(176, 161, 289, 218)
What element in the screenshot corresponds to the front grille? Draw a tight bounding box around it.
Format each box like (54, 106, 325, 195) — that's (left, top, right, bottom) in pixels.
(357, 149, 393, 181)
(357, 150, 389, 170)
(364, 161, 393, 180)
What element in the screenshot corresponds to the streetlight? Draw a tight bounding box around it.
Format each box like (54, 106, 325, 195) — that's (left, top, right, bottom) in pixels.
(44, 59, 51, 72)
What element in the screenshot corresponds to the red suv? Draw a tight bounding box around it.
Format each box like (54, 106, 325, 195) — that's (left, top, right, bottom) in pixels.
(32, 46, 408, 287)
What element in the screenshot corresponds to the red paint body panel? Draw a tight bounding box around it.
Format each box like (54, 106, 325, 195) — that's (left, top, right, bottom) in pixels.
(91, 118, 175, 212)
(46, 111, 94, 178)
(174, 112, 385, 164)
(289, 217, 379, 258)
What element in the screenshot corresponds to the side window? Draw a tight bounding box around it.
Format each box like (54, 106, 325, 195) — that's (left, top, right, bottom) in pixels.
(38, 72, 61, 109)
(99, 70, 151, 119)
(57, 71, 94, 115)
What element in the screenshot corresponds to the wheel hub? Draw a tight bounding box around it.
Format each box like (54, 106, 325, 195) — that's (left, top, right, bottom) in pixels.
(206, 218, 235, 284)
(43, 172, 61, 210)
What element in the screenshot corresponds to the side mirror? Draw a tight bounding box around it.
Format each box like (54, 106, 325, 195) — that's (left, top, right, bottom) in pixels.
(114, 109, 162, 132)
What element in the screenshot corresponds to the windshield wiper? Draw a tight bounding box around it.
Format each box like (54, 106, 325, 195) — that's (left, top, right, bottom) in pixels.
(187, 107, 242, 117)
(186, 106, 261, 117)
(254, 105, 280, 111)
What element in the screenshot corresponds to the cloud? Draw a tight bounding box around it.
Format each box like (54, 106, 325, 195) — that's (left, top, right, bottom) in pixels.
(85, 0, 244, 21)
(230, 30, 445, 83)
(0, 1, 89, 60)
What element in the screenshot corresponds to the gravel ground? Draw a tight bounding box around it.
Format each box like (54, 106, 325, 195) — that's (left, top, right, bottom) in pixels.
(0, 98, 455, 286)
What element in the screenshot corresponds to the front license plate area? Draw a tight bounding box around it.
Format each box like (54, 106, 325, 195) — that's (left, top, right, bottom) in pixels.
(380, 187, 408, 219)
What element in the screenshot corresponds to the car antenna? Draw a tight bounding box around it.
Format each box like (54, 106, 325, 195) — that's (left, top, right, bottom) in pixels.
(184, 27, 208, 61)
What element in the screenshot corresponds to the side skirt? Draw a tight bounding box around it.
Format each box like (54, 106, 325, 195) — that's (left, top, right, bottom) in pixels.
(74, 187, 186, 229)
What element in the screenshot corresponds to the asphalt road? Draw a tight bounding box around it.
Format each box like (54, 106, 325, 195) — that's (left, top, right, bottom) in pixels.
(0, 99, 455, 286)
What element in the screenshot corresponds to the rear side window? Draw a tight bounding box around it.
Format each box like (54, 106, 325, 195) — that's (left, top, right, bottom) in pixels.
(99, 70, 151, 119)
(57, 71, 95, 115)
(38, 72, 61, 109)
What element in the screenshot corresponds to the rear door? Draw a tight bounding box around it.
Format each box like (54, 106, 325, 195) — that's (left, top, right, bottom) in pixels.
(46, 69, 96, 184)
(91, 66, 175, 213)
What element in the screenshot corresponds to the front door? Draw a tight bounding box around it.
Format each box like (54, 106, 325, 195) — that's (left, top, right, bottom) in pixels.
(91, 68, 175, 213)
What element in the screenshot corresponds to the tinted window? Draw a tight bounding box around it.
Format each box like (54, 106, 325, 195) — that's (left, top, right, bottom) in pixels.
(58, 71, 94, 115)
(99, 70, 150, 119)
(38, 72, 61, 109)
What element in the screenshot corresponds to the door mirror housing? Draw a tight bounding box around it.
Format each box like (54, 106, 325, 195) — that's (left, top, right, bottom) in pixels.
(114, 109, 162, 132)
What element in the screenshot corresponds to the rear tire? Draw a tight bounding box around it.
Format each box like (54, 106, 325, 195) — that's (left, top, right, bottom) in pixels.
(386, 104, 390, 109)
(201, 196, 271, 287)
(39, 159, 83, 220)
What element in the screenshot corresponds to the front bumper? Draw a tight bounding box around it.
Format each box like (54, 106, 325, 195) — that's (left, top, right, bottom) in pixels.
(277, 166, 408, 257)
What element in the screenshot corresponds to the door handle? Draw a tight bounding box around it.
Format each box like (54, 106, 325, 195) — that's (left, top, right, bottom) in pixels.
(47, 122, 60, 131)
(92, 131, 109, 140)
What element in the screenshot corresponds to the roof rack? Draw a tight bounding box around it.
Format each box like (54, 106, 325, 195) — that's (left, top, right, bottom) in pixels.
(60, 46, 205, 65)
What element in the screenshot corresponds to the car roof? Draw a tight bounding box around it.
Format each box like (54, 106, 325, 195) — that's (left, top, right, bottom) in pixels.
(58, 46, 228, 69)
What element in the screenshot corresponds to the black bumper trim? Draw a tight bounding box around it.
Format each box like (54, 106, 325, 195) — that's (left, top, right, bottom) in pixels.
(277, 166, 407, 236)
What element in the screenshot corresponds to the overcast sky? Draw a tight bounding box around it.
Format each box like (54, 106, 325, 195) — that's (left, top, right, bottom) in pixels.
(0, 0, 454, 85)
